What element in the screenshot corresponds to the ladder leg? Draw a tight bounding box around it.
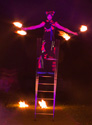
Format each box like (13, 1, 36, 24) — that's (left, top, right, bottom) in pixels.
(35, 75, 39, 119)
(53, 73, 57, 119)
(53, 62, 58, 119)
(53, 40, 60, 119)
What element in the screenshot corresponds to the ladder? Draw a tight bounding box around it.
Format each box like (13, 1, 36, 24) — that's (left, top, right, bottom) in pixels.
(35, 38, 60, 119)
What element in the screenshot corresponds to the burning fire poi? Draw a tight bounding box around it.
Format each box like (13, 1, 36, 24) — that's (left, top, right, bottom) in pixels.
(16, 30, 27, 35)
(80, 25, 87, 32)
(18, 101, 29, 108)
(59, 31, 71, 41)
(38, 99, 47, 109)
(13, 22, 23, 28)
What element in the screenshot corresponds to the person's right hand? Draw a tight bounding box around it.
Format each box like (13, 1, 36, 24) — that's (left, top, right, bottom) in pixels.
(73, 32, 78, 36)
(21, 27, 27, 30)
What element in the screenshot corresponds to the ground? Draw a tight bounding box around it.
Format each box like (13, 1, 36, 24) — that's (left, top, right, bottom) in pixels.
(1, 103, 92, 125)
(0, 92, 92, 125)
(0, 105, 79, 125)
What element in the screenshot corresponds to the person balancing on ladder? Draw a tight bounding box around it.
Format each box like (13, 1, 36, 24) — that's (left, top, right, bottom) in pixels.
(22, 11, 78, 70)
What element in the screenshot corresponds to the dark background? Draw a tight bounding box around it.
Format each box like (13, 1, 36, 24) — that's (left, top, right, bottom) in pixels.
(0, 0, 92, 104)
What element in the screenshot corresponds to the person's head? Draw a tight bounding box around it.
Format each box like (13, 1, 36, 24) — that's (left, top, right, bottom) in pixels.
(47, 14, 53, 21)
(46, 11, 55, 21)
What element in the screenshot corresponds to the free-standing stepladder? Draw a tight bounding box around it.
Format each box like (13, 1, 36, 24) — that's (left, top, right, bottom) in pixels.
(35, 38, 60, 120)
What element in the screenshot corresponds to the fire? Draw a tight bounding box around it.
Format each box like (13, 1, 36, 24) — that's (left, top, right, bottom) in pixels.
(59, 31, 71, 41)
(80, 25, 87, 32)
(18, 101, 29, 108)
(13, 22, 22, 28)
(38, 99, 47, 109)
(16, 30, 27, 35)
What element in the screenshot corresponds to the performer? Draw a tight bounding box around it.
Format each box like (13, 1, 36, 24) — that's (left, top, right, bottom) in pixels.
(22, 11, 78, 69)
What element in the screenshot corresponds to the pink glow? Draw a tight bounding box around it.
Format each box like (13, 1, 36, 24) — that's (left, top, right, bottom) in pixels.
(38, 56, 42, 68)
(47, 14, 52, 21)
(41, 41, 46, 53)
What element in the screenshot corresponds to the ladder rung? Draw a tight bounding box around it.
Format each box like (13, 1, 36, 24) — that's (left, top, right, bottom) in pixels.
(40, 75, 53, 78)
(37, 98, 54, 100)
(36, 113, 53, 115)
(37, 72, 54, 75)
(38, 90, 54, 93)
(46, 58, 57, 61)
(39, 83, 54, 85)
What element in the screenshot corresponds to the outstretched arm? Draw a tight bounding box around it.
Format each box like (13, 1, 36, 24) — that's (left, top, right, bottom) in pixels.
(55, 22, 78, 35)
(22, 21, 45, 30)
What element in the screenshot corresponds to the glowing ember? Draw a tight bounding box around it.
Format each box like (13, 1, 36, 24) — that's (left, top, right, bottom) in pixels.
(59, 31, 71, 41)
(80, 25, 87, 32)
(18, 101, 29, 108)
(38, 99, 47, 109)
(13, 22, 22, 28)
(16, 30, 27, 35)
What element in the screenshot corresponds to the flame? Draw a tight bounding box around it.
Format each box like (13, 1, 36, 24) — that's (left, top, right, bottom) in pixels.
(38, 99, 47, 109)
(18, 101, 29, 108)
(13, 22, 22, 28)
(80, 25, 87, 32)
(16, 30, 27, 35)
(59, 31, 71, 41)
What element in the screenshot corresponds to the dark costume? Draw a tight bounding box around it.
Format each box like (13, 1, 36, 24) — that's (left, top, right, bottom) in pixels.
(38, 11, 56, 70)
(42, 19, 56, 58)
(38, 19, 56, 69)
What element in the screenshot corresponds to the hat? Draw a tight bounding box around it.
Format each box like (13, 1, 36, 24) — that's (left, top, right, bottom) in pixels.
(45, 11, 55, 16)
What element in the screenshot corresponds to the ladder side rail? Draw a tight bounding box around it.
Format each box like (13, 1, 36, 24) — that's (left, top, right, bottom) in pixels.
(35, 38, 42, 119)
(35, 75, 39, 119)
(53, 39, 60, 119)
(37, 38, 42, 58)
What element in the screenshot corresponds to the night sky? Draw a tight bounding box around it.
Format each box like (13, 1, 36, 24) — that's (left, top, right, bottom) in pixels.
(0, 0, 92, 103)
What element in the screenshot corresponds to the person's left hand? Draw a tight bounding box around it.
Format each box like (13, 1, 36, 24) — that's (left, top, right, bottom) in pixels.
(73, 32, 78, 36)
(21, 27, 27, 31)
